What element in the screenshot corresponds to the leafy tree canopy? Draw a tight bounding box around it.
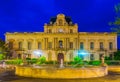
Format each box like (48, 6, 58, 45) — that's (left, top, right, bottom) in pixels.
(110, 3, 120, 35)
(114, 50, 120, 60)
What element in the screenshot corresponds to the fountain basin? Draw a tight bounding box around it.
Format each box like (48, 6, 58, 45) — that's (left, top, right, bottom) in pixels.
(15, 66, 108, 79)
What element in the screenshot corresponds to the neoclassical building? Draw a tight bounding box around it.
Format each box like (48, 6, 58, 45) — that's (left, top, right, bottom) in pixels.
(5, 14, 117, 62)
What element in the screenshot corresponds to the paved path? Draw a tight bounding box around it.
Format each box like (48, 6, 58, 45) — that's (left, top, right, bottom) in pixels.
(0, 70, 119, 82)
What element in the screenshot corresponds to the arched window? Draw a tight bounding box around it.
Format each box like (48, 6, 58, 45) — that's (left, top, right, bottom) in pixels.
(28, 42, 32, 50)
(100, 42, 104, 50)
(59, 40, 63, 48)
(9, 42, 13, 49)
(80, 42, 84, 50)
(38, 42, 41, 49)
(109, 42, 113, 50)
(69, 42, 73, 49)
(18, 42, 22, 50)
(90, 42, 94, 50)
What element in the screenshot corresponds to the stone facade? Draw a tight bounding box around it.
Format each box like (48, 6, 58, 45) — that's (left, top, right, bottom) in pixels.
(5, 14, 117, 62)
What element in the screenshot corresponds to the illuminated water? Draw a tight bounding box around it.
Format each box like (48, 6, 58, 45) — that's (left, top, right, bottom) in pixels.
(0, 71, 120, 82)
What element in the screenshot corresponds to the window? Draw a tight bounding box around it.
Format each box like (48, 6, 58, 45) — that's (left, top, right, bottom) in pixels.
(18, 42, 22, 50)
(48, 29, 52, 33)
(100, 42, 104, 50)
(109, 54, 113, 60)
(99, 54, 103, 60)
(9, 42, 13, 49)
(59, 40, 63, 48)
(70, 29, 73, 33)
(18, 54, 21, 59)
(109, 42, 113, 50)
(28, 42, 32, 50)
(58, 28, 63, 33)
(80, 42, 84, 50)
(90, 42, 94, 50)
(69, 42, 73, 49)
(48, 42, 52, 49)
(58, 19, 63, 26)
(90, 54, 94, 60)
(78, 54, 84, 60)
(38, 42, 41, 49)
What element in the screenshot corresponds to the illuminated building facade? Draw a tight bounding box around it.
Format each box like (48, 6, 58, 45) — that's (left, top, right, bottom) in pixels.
(5, 14, 117, 62)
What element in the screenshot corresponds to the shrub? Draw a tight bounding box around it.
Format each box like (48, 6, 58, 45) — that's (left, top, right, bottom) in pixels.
(30, 58, 38, 64)
(89, 61, 101, 66)
(26, 58, 31, 60)
(105, 56, 111, 60)
(26, 58, 31, 64)
(45, 61, 58, 64)
(0, 54, 4, 60)
(73, 56, 83, 64)
(38, 56, 46, 64)
(6, 59, 23, 65)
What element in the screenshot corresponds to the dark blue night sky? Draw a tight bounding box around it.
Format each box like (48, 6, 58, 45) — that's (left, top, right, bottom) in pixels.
(0, 0, 120, 48)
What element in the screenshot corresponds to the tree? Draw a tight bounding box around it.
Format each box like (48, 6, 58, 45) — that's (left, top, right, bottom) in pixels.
(0, 38, 5, 49)
(114, 50, 120, 60)
(0, 39, 6, 60)
(109, 4, 120, 35)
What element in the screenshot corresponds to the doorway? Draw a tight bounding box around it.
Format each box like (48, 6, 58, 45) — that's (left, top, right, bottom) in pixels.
(57, 53, 64, 64)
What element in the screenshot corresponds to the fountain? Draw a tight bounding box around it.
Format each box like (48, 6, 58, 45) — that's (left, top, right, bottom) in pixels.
(15, 50, 108, 79)
(15, 59, 108, 79)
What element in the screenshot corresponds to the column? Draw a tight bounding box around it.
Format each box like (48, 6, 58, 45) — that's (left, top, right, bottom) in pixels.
(64, 38, 66, 49)
(43, 38, 46, 50)
(46, 38, 48, 50)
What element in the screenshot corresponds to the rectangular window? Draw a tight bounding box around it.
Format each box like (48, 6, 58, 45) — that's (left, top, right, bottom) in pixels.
(18, 42, 22, 50)
(48, 42, 52, 49)
(48, 29, 52, 33)
(90, 42, 94, 50)
(69, 42, 73, 49)
(100, 42, 104, 50)
(38, 42, 41, 49)
(28, 42, 32, 50)
(90, 54, 94, 60)
(80, 42, 84, 50)
(59, 40, 63, 48)
(99, 54, 103, 60)
(109, 42, 113, 50)
(109, 54, 113, 60)
(70, 29, 73, 33)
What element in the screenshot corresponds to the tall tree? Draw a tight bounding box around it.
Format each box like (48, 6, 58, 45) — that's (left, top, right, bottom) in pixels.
(0, 38, 5, 51)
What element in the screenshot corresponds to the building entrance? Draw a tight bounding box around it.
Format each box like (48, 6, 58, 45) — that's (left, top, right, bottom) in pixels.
(57, 53, 64, 64)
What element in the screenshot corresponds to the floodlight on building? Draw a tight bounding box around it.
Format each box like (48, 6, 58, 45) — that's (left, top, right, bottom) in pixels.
(77, 50, 89, 56)
(33, 50, 42, 57)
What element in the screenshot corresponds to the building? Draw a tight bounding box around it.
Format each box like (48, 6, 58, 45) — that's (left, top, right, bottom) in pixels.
(5, 14, 117, 62)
